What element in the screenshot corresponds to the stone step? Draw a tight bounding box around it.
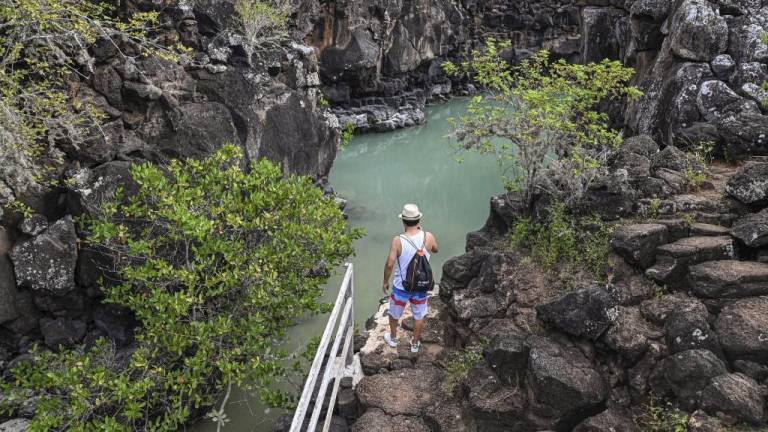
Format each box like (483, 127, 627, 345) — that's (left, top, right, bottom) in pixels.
(688, 260, 768, 298)
(645, 236, 737, 285)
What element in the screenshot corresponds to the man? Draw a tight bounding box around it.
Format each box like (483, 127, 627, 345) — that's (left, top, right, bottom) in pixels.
(382, 203, 439, 353)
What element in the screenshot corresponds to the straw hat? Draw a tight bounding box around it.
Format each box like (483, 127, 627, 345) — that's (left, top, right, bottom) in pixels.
(398, 203, 422, 221)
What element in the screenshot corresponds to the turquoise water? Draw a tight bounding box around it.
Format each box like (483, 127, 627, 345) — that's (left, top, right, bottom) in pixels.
(194, 98, 503, 431)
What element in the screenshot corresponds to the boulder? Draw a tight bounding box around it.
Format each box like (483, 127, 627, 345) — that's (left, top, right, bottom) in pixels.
(610, 150, 651, 179)
(729, 62, 768, 88)
(689, 260, 768, 298)
(573, 408, 640, 432)
(725, 162, 768, 208)
(466, 364, 527, 429)
(451, 290, 506, 320)
(580, 7, 628, 63)
(741, 83, 768, 109)
(483, 334, 530, 384)
(653, 349, 727, 408)
(356, 366, 442, 416)
(527, 337, 608, 422)
(602, 306, 663, 362)
(715, 297, 768, 361)
(696, 81, 743, 121)
(727, 18, 768, 63)
(717, 113, 768, 159)
(350, 408, 429, 432)
(423, 400, 474, 432)
(668, 0, 728, 61)
(710, 54, 735, 79)
(689, 223, 729, 237)
(640, 293, 709, 325)
(611, 224, 669, 269)
(730, 208, 768, 248)
(622, 135, 660, 158)
(536, 287, 618, 340)
(687, 409, 727, 432)
(699, 373, 764, 424)
(9, 217, 78, 295)
(651, 145, 694, 173)
(39, 317, 87, 350)
(664, 308, 721, 355)
(19, 214, 47, 236)
(645, 236, 737, 285)
(66, 161, 138, 217)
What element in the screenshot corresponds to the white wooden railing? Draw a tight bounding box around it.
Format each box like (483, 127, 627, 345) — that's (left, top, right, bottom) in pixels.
(290, 263, 355, 432)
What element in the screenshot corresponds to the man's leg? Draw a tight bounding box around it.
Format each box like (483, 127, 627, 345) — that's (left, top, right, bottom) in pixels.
(389, 315, 399, 338)
(412, 318, 425, 343)
(410, 296, 428, 343)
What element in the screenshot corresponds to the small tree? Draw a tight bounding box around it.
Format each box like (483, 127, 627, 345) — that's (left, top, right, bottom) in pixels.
(1, 144, 362, 431)
(443, 40, 641, 208)
(235, 0, 290, 46)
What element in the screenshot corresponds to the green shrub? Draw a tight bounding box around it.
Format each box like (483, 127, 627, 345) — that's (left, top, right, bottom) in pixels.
(683, 140, 714, 191)
(635, 395, 689, 432)
(439, 347, 484, 393)
(1, 144, 363, 431)
(236, 0, 290, 45)
(443, 40, 641, 207)
(341, 122, 356, 148)
(509, 203, 615, 281)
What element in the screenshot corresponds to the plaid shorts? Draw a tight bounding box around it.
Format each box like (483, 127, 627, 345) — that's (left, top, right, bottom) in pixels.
(388, 287, 428, 320)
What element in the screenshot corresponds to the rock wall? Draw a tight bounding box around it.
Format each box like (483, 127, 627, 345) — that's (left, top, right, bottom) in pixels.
(0, 0, 340, 372)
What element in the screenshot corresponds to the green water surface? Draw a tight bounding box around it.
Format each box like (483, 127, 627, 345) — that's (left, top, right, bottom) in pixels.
(194, 98, 503, 431)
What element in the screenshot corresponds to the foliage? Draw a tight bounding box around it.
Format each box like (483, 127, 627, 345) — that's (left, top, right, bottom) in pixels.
(439, 346, 484, 393)
(340, 122, 355, 148)
(235, 0, 290, 45)
(648, 198, 661, 219)
(318, 93, 330, 108)
(1, 145, 362, 431)
(443, 39, 641, 207)
(635, 395, 689, 432)
(510, 203, 615, 280)
(682, 140, 714, 191)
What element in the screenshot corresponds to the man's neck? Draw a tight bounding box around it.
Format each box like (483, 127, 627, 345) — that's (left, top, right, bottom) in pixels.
(403, 227, 421, 236)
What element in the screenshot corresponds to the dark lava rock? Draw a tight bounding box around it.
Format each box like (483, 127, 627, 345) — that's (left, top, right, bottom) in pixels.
(699, 373, 764, 424)
(39, 317, 87, 350)
(689, 223, 730, 237)
(527, 337, 608, 423)
(423, 400, 474, 432)
(664, 308, 721, 355)
(731, 208, 768, 248)
(725, 162, 768, 208)
(611, 223, 669, 269)
(645, 236, 737, 285)
(715, 296, 768, 361)
(9, 217, 78, 295)
(623, 135, 660, 158)
(483, 334, 529, 385)
(350, 408, 429, 432)
(689, 260, 768, 298)
(651, 145, 695, 174)
(710, 54, 735, 79)
(733, 359, 768, 382)
(602, 306, 663, 362)
(668, 0, 728, 61)
(717, 113, 768, 159)
(19, 214, 47, 236)
(687, 409, 727, 432)
(466, 364, 526, 430)
(66, 161, 139, 217)
(640, 293, 708, 325)
(653, 349, 727, 408)
(536, 287, 618, 340)
(573, 408, 640, 432)
(696, 80, 744, 121)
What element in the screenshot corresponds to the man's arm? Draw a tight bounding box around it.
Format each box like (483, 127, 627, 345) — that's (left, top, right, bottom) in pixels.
(382, 236, 400, 293)
(427, 232, 439, 254)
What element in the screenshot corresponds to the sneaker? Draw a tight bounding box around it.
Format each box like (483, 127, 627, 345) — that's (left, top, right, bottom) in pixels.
(410, 339, 420, 353)
(383, 332, 398, 348)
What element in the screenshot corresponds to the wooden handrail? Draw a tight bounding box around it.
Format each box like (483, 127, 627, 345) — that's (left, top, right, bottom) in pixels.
(290, 263, 355, 432)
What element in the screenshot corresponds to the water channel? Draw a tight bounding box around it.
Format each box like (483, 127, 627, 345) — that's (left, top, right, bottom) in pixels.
(194, 98, 504, 431)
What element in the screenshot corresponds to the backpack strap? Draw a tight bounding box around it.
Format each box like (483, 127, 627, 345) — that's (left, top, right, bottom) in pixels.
(400, 230, 427, 251)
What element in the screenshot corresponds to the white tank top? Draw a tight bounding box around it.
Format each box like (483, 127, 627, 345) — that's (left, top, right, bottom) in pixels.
(393, 231, 430, 291)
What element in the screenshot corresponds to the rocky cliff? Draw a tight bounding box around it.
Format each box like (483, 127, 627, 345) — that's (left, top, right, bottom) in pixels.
(0, 0, 339, 378)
